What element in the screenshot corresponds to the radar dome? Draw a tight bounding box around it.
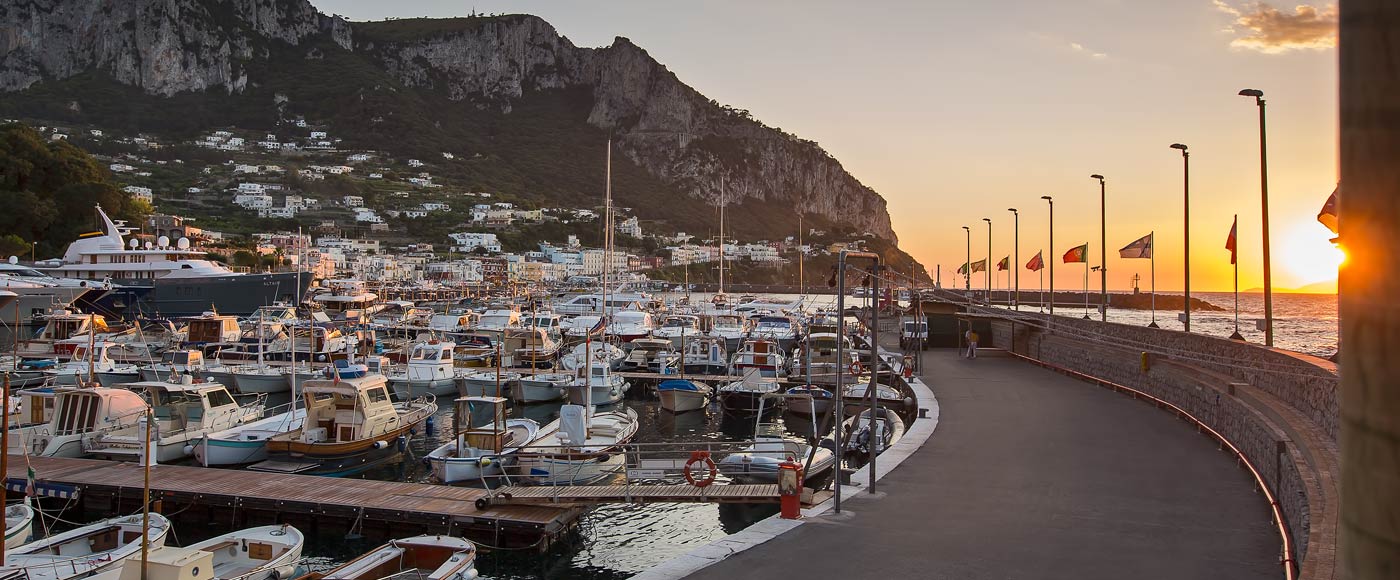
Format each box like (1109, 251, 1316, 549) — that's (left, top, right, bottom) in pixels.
(129, 239, 139, 249)
(157, 236, 170, 248)
(176, 238, 190, 250)
(144, 241, 153, 249)
(7, 256, 16, 264)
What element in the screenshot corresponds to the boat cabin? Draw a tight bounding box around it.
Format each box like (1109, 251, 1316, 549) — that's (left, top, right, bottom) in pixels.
(298, 375, 400, 444)
(477, 309, 521, 331)
(406, 341, 455, 382)
(454, 396, 509, 454)
(129, 380, 244, 435)
(185, 312, 242, 345)
(429, 313, 478, 333)
(47, 387, 147, 437)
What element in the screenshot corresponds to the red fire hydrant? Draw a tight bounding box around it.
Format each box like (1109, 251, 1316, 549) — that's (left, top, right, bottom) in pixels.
(778, 459, 804, 519)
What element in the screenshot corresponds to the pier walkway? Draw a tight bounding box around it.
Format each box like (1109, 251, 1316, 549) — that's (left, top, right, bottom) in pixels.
(683, 349, 1282, 579)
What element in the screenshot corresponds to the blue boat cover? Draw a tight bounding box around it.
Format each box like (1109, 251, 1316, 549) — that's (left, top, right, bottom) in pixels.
(657, 379, 701, 392)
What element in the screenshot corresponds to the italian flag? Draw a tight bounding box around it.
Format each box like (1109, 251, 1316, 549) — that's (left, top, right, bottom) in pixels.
(1063, 243, 1089, 264)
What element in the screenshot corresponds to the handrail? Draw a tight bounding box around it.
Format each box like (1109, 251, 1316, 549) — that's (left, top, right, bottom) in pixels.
(1007, 351, 1297, 580)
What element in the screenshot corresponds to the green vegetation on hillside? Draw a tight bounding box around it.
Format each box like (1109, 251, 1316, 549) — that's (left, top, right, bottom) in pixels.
(0, 124, 149, 258)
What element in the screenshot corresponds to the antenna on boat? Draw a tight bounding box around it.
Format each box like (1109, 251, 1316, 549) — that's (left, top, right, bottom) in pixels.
(140, 405, 153, 580)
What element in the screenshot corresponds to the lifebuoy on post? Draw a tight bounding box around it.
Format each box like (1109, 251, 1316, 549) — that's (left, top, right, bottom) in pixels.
(684, 450, 718, 488)
(850, 362, 864, 376)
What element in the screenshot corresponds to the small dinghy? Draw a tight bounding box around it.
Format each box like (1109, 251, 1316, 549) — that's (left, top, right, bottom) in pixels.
(784, 385, 834, 417)
(657, 379, 711, 413)
(718, 394, 835, 484)
(186, 524, 305, 580)
(7, 513, 171, 580)
(842, 408, 906, 456)
(310, 535, 478, 580)
(5, 503, 34, 549)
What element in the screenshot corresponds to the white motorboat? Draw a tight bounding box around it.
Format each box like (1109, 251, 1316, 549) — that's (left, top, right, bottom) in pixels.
(315, 535, 477, 580)
(651, 315, 702, 347)
(708, 314, 750, 351)
(606, 310, 655, 342)
(456, 369, 522, 397)
(5, 503, 34, 550)
(681, 335, 727, 375)
(717, 368, 782, 414)
(387, 340, 459, 399)
(842, 407, 906, 456)
(476, 308, 522, 332)
(567, 361, 628, 406)
(786, 385, 835, 417)
(15, 310, 109, 359)
(512, 373, 570, 403)
(191, 406, 307, 466)
(728, 338, 787, 378)
(139, 350, 210, 382)
(85, 379, 265, 463)
(618, 338, 674, 373)
(718, 395, 836, 484)
(517, 404, 639, 485)
(6, 513, 171, 580)
(425, 397, 541, 484)
(840, 382, 908, 414)
(558, 341, 624, 371)
(657, 379, 711, 413)
(13, 387, 148, 457)
(186, 524, 305, 580)
(750, 315, 801, 351)
(230, 365, 291, 394)
(49, 343, 136, 386)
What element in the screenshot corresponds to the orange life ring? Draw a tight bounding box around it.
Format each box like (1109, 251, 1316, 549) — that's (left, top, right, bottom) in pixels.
(850, 362, 864, 375)
(684, 450, 718, 488)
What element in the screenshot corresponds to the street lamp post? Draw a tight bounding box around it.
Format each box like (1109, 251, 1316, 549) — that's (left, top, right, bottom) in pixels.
(1008, 208, 1019, 310)
(1240, 88, 1274, 347)
(1042, 195, 1054, 317)
(1170, 143, 1191, 332)
(962, 226, 971, 292)
(1091, 174, 1107, 321)
(982, 218, 992, 303)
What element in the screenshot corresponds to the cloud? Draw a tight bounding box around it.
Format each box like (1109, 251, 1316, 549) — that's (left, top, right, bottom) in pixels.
(1068, 41, 1108, 60)
(1214, 1, 1337, 53)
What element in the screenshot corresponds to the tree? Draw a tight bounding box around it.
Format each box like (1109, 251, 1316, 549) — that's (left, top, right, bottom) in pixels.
(231, 250, 259, 268)
(0, 234, 28, 259)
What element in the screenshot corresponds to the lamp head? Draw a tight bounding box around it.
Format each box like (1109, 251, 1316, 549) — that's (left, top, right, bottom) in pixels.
(1170, 143, 1188, 151)
(1090, 174, 1104, 180)
(1239, 89, 1264, 98)
(982, 218, 991, 223)
(1007, 207, 1017, 213)
(1041, 195, 1052, 201)
(962, 226, 970, 232)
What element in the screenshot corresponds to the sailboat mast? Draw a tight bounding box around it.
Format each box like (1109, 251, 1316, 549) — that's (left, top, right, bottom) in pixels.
(718, 176, 725, 296)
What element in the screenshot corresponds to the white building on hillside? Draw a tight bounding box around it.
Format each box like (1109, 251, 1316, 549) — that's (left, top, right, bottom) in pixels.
(449, 232, 501, 253)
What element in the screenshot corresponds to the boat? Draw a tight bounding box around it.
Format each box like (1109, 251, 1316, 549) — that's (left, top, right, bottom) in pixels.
(191, 406, 308, 466)
(512, 373, 570, 404)
(5, 387, 57, 437)
(0, 265, 99, 328)
(553, 293, 648, 317)
(516, 403, 640, 485)
(840, 382, 908, 414)
(606, 310, 655, 342)
(425, 397, 541, 484)
(717, 368, 782, 414)
(651, 315, 702, 347)
(183, 311, 244, 351)
(618, 338, 674, 372)
(729, 338, 786, 378)
(49, 342, 137, 386)
(14, 387, 148, 457)
(251, 374, 436, 477)
(513, 327, 560, 369)
(15, 310, 109, 359)
(308, 535, 477, 580)
(0, 358, 58, 388)
(842, 407, 906, 456)
(456, 368, 522, 398)
(718, 395, 836, 484)
(85, 379, 265, 463)
(387, 340, 460, 399)
(476, 308, 522, 332)
(785, 385, 835, 417)
(708, 314, 750, 352)
(139, 350, 212, 382)
(558, 341, 624, 371)
(230, 365, 292, 394)
(5, 504, 33, 550)
(750, 315, 801, 351)
(311, 280, 380, 324)
(790, 332, 857, 383)
(5, 513, 171, 580)
(185, 524, 305, 580)
(567, 360, 628, 406)
(680, 335, 728, 375)
(657, 379, 712, 413)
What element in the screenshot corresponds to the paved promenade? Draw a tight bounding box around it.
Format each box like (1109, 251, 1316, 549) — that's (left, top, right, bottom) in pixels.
(684, 349, 1281, 580)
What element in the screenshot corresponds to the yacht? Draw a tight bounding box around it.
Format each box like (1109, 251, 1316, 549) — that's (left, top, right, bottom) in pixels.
(750, 315, 801, 351)
(386, 340, 459, 399)
(35, 205, 310, 318)
(0, 262, 100, 326)
(553, 293, 649, 316)
(606, 310, 656, 342)
(15, 309, 110, 358)
(618, 338, 675, 372)
(14, 386, 148, 457)
(708, 314, 750, 351)
(476, 308, 522, 332)
(790, 332, 857, 382)
(310, 280, 380, 323)
(50, 342, 137, 386)
(558, 341, 625, 371)
(85, 379, 265, 463)
(651, 314, 702, 347)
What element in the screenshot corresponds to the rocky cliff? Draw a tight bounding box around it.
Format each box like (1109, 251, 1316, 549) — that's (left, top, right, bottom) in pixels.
(0, 0, 897, 242)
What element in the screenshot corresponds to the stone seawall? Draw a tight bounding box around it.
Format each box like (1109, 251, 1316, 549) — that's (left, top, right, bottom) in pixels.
(987, 315, 1338, 580)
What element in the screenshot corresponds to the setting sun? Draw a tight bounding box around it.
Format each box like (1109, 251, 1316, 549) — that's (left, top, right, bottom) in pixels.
(1277, 221, 1343, 289)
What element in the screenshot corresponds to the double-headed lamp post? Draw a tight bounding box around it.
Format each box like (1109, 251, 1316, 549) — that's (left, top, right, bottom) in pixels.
(1008, 208, 1019, 310)
(1090, 174, 1107, 321)
(1041, 195, 1054, 317)
(1239, 88, 1274, 346)
(1170, 143, 1191, 332)
(982, 217, 992, 301)
(962, 226, 971, 292)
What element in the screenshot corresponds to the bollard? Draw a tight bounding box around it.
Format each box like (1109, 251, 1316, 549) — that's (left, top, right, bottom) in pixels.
(1140, 351, 1150, 372)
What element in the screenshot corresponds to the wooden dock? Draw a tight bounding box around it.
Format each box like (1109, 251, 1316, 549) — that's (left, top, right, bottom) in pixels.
(4, 455, 585, 550)
(489, 484, 779, 505)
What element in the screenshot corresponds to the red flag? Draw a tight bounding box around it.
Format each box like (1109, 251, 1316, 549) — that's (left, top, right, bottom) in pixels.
(996, 256, 1009, 271)
(1062, 243, 1088, 264)
(1318, 185, 1338, 234)
(1226, 216, 1238, 265)
(1026, 251, 1044, 272)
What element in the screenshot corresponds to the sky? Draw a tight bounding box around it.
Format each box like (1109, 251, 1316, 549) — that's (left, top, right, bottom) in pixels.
(321, 0, 1340, 293)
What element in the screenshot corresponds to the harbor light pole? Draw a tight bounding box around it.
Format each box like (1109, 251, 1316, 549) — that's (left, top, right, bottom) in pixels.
(982, 218, 992, 302)
(1042, 196, 1054, 316)
(962, 226, 971, 292)
(1008, 208, 1019, 310)
(1091, 174, 1107, 321)
(1170, 143, 1191, 332)
(1239, 88, 1274, 346)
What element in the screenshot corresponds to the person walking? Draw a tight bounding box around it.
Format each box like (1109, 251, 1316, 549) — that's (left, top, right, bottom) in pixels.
(965, 328, 979, 359)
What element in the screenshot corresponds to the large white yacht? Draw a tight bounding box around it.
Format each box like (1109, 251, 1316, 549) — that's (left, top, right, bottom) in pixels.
(35, 205, 311, 318)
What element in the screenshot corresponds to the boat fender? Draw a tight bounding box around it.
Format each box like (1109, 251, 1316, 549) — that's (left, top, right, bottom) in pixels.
(372, 440, 390, 450)
(474, 497, 490, 511)
(477, 457, 492, 467)
(397, 436, 407, 451)
(182, 444, 195, 456)
(424, 416, 436, 436)
(421, 457, 433, 468)
(683, 450, 718, 488)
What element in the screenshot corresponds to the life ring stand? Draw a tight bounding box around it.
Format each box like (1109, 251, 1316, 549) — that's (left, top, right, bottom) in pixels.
(684, 450, 718, 488)
(850, 362, 864, 375)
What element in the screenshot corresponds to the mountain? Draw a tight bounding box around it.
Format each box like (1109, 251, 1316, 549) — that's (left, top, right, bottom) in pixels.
(0, 0, 925, 278)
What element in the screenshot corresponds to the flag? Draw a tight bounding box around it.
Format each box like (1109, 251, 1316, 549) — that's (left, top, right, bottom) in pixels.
(1063, 243, 1089, 263)
(26, 466, 35, 498)
(588, 316, 607, 337)
(1119, 233, 1153, 259)
(997, 256, 1009, 271)
(1318, 185, 1338, 234)
(1026, 251, 1044, 272)
(1226, 217, 1238, 265)
(970, 259, 987, 273)
(957, 262, 969, 275)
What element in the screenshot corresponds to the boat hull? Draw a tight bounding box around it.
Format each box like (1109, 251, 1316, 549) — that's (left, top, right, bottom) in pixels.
(512, 380, 567, 403)
(516, 452, 626, 486)
(232, 371, 292, 394)
(389, 377, 458, 400)
(659, 390, 708, 413)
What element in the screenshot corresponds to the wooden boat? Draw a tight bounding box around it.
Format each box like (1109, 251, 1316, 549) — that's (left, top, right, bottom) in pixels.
(187, 524, 305, 580)
(5, 504, 33, 550)
(5, 513, 171, 580)
(425, 397, 541, 484)
(251, 374, 436, 477)
(657, 379, 711, 413)
(308, 535, 477, 580)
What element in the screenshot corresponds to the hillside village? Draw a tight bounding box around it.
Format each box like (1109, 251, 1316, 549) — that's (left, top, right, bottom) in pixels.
(15, 119, 883, 286)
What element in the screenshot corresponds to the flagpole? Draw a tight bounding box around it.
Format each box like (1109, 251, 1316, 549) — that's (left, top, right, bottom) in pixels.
(1149, 231, 1158, 328)
(1231, 214, 1243, 340)
(1083, 260, 1089, 319)
(1039, 267, 1044, 313)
